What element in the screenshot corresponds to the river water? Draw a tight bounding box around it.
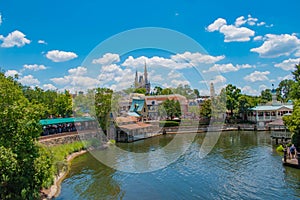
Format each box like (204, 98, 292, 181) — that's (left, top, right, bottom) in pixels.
(56, 131, 300, 199)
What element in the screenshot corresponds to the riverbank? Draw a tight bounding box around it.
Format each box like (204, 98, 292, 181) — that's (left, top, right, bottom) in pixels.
(41, 150, 88, 199)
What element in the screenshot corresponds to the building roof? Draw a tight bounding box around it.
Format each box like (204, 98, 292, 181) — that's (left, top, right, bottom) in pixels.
(129, 99, 146, 112)
(40, 117, 95, 126)
(250, 105, 293, 111)
(118, 122, 153, 130)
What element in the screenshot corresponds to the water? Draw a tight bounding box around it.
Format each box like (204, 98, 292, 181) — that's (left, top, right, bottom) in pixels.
(56, 131, 300, 199)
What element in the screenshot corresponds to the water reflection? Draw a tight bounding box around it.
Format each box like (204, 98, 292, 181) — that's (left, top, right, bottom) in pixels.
(57, 131, 300, 200)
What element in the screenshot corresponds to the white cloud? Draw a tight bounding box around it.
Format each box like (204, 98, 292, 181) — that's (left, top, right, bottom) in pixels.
(51, 66, 100, 91)
(206, 18, 227, 32)
(18, 75, 40, 86)
(68, 66, 87, 76)
(241, 86, 259, 96)
(171, 52, 225, 64)
(171, 79, 190, 87)
(253, 36, 263, 41)
(92, 53, 120, 65)
(244, 71, 270, 82)
(0, 30, 31, 48)
(235, 16, 247, 27)
(38, 40, 47, 45)
(259, 84, 268, 92)
(0, 13, 2, 25)
(46, 50, 78, 62)
(203, 63, 254, 73)
(5, 70, 19, 77)
(294, 49, 300, 57)
(250, 34, 300, 58)
(220, 25, 255, 42)
(207, 16, 255, 42)
(211, 75, 227, 84)
(43, 84, 57, 91)
(278, 74, 294, 81)
(247, 15, 258, 26)
(257, 22, 266, 26)
(23, 64, 47, 71)
(168, 70, 181, 79)
(275, 58, 300, 71)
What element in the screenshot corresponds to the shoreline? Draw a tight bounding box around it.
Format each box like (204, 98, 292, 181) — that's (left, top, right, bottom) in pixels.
(41, 150, 88, 200)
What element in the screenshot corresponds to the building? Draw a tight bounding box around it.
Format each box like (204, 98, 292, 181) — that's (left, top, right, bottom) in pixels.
(134, 62, 151, 94)
(128, 98, 148, 120)
(248, 88, 293, 127)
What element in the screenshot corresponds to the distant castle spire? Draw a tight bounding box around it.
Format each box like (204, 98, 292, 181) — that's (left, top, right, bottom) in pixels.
(134, 70, 138, 88)
(133, 63, 151, 94)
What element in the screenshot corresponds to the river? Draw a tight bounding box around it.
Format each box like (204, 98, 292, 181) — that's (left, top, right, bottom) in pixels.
(56, 131, 300, 199)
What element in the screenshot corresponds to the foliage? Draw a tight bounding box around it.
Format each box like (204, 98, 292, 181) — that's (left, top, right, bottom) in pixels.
(160, 99, 181, 119)
(199, 99, 211, 119)
(161, 88, 173, 95)
(260, 89, 272, 104)
(0, 72, 53, 199)
(134, 88, 147, 94)
(73, 90, 96, 117)
(159, 121, 180, 127)
(277, 79, 294, 102)
(95, 88, 113, 133)
(290, 63, 300, 99)
(284, 100, 300, 148)
(225, 84, 241, 116)
(238, 95, 258, 120)
(172, 84, 196, 99)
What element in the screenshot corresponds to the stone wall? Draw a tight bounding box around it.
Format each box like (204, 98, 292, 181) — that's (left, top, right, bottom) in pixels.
(39, 131, 102, 146)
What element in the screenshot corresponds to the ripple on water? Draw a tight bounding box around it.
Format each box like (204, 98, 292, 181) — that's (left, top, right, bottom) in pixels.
(57, 132, 300, 200)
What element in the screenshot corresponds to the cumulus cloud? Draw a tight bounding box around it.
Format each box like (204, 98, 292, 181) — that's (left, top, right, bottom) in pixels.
(122, 52, 224, 70)
(250, 34, 300, 58)
(206, 18, 227, 32)
(207, 17, 255, 42)
(5, 70, 19, 77)
(0, 30, 31, 48)
(38, 40, 47, 45)
(171, 52, 225, 64)
(278, 74, 294, 81)
(68, 66, 87, 76)
(253, 36, 263, 41)
(23, 64, 47, 71)
(92, 53, 120, 65)
(241, 86, 259, 96)
(18, 75, 40, 86)
(43, 84, 57, 91)
(211, 75, 227, 84)
(203, 63, 254, 73)
(51, 66, 100, 92)
(46, 50, 78, 62)
(244, 71, 270, 82)
(275, 58, 300, 71)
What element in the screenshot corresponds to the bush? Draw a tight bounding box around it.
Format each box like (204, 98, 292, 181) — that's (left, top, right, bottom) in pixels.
(159, 121, 179, 127)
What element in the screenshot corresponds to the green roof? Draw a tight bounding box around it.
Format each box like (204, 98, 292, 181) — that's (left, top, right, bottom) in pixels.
(129, 99, 145, 112)
(39, 117, 95, 126)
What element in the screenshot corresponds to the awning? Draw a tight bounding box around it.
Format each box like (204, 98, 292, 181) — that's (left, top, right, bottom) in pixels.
(127, 112, 141, 117)
(39, 117, 95, 126)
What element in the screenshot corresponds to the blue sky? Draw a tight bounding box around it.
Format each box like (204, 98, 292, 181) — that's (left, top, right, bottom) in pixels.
(0, 0, 300, 95)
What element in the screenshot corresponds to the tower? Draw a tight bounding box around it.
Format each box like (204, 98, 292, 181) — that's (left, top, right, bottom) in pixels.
(134, 70, 138, 88)
(210, 82, 215, 98)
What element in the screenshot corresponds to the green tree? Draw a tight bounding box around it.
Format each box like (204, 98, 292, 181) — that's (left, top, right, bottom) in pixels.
(134, 88, 147, 94)
(277, 79, 294, 102)
(0, 72, 53, 199)
(153, 86, 163, 95)
(194, 89, 200, 98)
(238, 95, 257, 121)
(53, 90, 73, 117)
(199, 99, 211, 119)
(260, 89, 272, 104)
(95, 88, 113, 133)
(284, 100, 300, 148)
(290, 63, 300, 99)
(161, 99, 181, 119)
(225, 84, 241, 116)
(161, 88, 174, 95)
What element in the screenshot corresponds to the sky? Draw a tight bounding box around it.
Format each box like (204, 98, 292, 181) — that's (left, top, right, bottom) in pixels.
(0, 0, 300, 96)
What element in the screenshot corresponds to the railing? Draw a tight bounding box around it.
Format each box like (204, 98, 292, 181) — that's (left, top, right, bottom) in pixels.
(271, 131, 291, 139)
